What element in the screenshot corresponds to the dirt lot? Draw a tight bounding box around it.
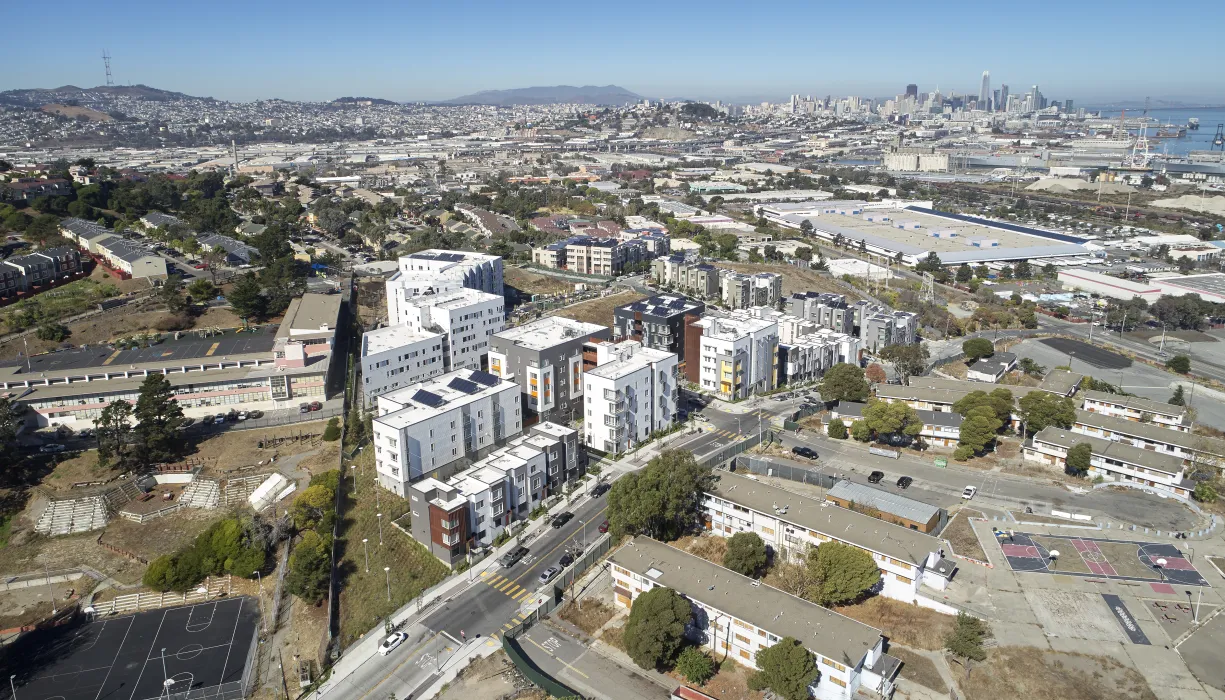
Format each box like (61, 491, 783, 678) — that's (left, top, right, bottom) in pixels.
(834, 596, 955, 651)
(943, 510, 988, 562)
(557, 599, 617, 636)
(0, 527, 141, 583)
(959, 647, 1156, 700)
(190, 420, 332, 475)
(672, 657, 762, 700)
(438, 650, 547, 700)
(100, 508, 223, 562)
(505, 267, 572, 297)
(890, 646, 948, 695)
(550, 290, 645, 330)
(671, 534, 728, 565)
(718, 262, 862, 300)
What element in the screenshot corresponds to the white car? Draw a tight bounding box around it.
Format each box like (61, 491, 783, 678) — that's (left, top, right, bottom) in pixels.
(378, 631, 408, 656)
(962, 486, 977, 500)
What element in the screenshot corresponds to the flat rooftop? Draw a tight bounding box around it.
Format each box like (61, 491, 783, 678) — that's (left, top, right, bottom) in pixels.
(283, 293, 343, 333)
(708, 471, 945, 566)
(1154, 273, 1225, 297)
(361, 325, 442, 356)
(494, 316, 606, 351)
(1081, 389, 1188, 418)
(0, 327, 277, 379)
(610, 537, 881, 666)
(375, 368, 513, 429)
(694, 314, 776, 341)
(617, 294, 704, 318)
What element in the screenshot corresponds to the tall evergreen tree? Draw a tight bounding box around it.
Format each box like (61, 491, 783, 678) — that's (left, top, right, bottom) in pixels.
(134, 374, 185, 466)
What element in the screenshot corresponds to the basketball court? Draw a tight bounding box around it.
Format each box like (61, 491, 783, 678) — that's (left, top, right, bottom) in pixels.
(3, 597, 260, 700)
(998, 532, 1209, 587)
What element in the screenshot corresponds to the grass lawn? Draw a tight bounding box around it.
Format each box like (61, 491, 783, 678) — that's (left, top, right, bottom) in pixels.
(834, 596, 955, 651)
(943, 510, 988, 562)
(890, 646, 948, 695)
(960, 648, 1156, 700)
(336, 449, 448, 647)
(550, 291, 645, 331)
(0, 277, 121, 333)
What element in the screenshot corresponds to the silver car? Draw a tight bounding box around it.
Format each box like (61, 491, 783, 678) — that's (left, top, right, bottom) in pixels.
(538, 566, 560, 584)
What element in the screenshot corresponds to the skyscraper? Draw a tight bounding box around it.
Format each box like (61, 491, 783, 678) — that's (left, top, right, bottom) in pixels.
(905, 84, 918, 99)
(1030, 85, 1040, 111)
(979, 71, 990, 110)
(999, 84, 1009, 112)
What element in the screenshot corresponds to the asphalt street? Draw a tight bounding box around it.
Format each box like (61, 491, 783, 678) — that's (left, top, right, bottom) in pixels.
(516, 623, 670, 700)
(779, 430, 1201, 531)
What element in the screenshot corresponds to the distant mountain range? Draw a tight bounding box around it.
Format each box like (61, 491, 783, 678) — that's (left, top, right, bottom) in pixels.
(0, 84, 207, 107)
(442, 84, 642, 106)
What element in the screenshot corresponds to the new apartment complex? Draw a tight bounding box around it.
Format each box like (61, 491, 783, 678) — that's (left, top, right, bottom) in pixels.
(489, 316, 610, 425)
(583, 341, 679, 454)
(612, 294, 706, 383)
(360, 325, 446, 406)
(692, 313, 779, 399)
(720, 271, 783, 310)
(390, 288, 505, 373)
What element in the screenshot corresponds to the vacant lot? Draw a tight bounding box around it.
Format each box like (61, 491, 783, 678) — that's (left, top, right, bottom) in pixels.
(890, 646, 948, 695)
(101, 508, 223, 563)
(719, 262, 861, 299)
(557, 599, 617, 636)
(41, 104, 112, 121)
(337, 449, 448, 646)
(0, 277, 122, 334)
(960, 647, 1156, 700)
(944, 510, 988, 562)
(192, 419, 332, 474)
(550, 291, 645, 330)
(834, 596, 955, 651)
(504, 266, 572, 297)
(671, 534, 728, 565)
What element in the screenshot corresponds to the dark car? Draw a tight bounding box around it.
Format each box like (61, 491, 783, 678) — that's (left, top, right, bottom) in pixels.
(896, 476, 913, 489)
(791, 446, 818, 460)
(552, 511, 574, 528)
(559, 552, 575, 568)
(498, 546, 529, 568)
(598, 519, 609, 534)
(868, 471, 885, 484)
(591, 482, 610, 497)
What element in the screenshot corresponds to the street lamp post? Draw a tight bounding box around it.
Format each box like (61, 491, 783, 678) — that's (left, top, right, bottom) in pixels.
(160, 648, 170, 700)
(42, 562, 57, 615)
(10, 674, 17, 700)
(362, 538, 370, 573)
(383, 566, 391, 602)
(1155, 558, 1167, 582)
(349, 464, 357, 495)
(253, 570, 266, 633)
(376, 512, 384, 546)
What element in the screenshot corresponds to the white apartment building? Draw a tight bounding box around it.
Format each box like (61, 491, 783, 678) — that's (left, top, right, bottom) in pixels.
(393, 249, 503, 295)
(360, 324, 445, 407)
(583, 341, 678, 454)
(1080, 390, 1189, 432)
(703, 472, 955, 603)
(611, 537, 899, 700)
(392, 288, 505, 373)
(1022, 426, 1193, 498)
(372, 368, 522, 494)
(692, 313, 779, 399)
(748, 308, 861, 386)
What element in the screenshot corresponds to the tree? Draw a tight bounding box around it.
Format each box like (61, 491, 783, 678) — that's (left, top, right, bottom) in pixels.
(962, 338, 995, 361)
(818, 363, 869, 402)
(675, 646, 715, 685)
(291, 484, 337, 532)
(806, 541, 880, 605)
(1166, 355, 1191, 374)
(607, 450, 711, 540)
(35, 322, 70, 342)
(799, 219, 814, 236)
(955, 264, 973, 283)
(723, 532, 768, 578)
(159, 275, 188, 314)
(864, 363, 887, 384)
(133, 373, 185, 466)
(95, 399, 133, 468)
(322, 417, 341, 441)
(1066, 442, 1093, 476)
(1170, 385, 1187, 406)
(1017, 392, 1076, 435)
(187, 278, 217, 301)
(1017, 357, 1045, 377)
(850, 419, 872, 442)
(285, 530, 331, 604)
(827, 417, 847, 439)
(227, 272, 267, 324)
(1194, 482, 1218, 504)
(0, 397, 23, 452)
(877, 344, 929, 386)
(944, 612, 992, 678)
(915, 251, 943, 274)
(953, 389, 1013, 425)
(748, 638, 819, 700)
(861, 400, 922, 443)
(1014, 260, 1033, 279)
(623, 587, 692, 670)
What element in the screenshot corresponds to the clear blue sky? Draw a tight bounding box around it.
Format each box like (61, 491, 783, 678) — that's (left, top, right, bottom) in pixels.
(3, 0, 1221, 104)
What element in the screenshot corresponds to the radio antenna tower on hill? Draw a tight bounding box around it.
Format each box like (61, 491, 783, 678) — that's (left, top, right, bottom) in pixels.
(102, 50, 113, 86)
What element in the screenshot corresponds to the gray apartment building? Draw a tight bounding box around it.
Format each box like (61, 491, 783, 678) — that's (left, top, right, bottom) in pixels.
(613, 293, 706, 383)
(862, 310, 919, 352)
(720, 271, 783, 310)
(786, 291, 854, 333)
(488, 316, 610, 426)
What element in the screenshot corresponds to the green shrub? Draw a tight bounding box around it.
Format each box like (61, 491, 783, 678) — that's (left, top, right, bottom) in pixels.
(827, 418, 847, 440)
(953, 445, 975, 461)
(676, 646, 715, 684)
(322, 417, 341, 441)
(35, 323, 70, 342)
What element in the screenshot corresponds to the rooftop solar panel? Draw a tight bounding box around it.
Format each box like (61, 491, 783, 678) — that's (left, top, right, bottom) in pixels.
(469, 370, 499, 387)
(411, 389, 447, 408)
(448, 377, 481, 394)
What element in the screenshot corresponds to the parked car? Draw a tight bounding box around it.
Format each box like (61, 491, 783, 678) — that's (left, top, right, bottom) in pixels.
(378, 632, 408, 656)
(309, 401, 323, 411)
(591, 482, 610, 497)
(791, 446, 818, 460)
(598, 519, 609, 534)
(213, 413, 227, 425)
(896, 476, 913, 489)
(180, 417, 196, 428)
(551, 512, 574, 529)
(237, 411, 249, 421)
(558, 552, 575, 568)
(226, 411, 239, 422)
(77, 428, 94, 439)
(538, 566, 560, 584)
(962, 485, 978, 500)
(40, 443, 66, 454)
(498, 546, 529, 568)
(248, 410, 264, 419)
(868, 471, 885, 484)
(299, 403, 310, 414)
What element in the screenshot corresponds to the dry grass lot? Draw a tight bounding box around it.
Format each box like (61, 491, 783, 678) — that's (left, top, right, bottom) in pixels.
(889, 646, 948, 695)
(101, 508, 223, 562)
(41, 104, 113, 121)
(550, 290, 646, 330)
(557, 599, 617, 636)
(834, 596, 955, 651)
(0, 528, 140, 583)
(337, 449, 448, 647)
(672, 657, 762, 700)
(959, 648, 1156, 700)
(191, 420, 332, 474)
(40, 453, 121, 493)
(943, 511, 988, 562)
(504, 266, 572, 297)
(719, 262, 861, 299)
(671, 534, 728, 565)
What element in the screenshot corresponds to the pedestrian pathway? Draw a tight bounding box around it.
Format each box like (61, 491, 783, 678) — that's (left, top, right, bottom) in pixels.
(478, 571, 534, 602)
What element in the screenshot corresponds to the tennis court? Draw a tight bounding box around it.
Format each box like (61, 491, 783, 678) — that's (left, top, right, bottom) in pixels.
(997, 531, 1209, 586)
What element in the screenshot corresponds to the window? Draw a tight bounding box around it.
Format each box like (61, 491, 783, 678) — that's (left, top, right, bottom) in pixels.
(822, 658, 846, 672)
(828, 677, 846, 688)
